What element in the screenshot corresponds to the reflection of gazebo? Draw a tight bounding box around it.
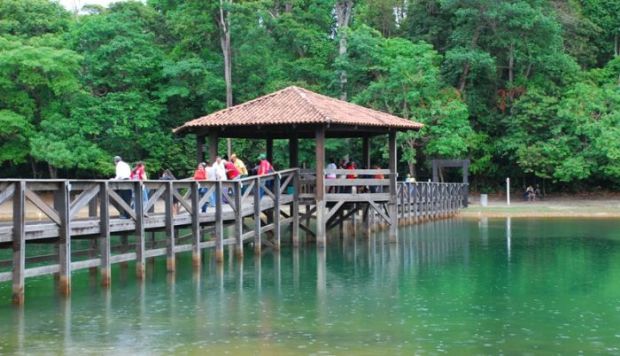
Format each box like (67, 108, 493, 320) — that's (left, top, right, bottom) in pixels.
(174, 86, 422, 244)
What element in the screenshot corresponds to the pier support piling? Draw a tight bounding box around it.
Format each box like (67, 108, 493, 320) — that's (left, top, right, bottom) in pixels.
(215, 181, 224, 263)
(12, 181, 25, 305)
(100, 182, 111, 287)
(134, 182, 146, 279)
(165, 181, 176, 272)
(56, 181, 71, 296)
(191, 182, 201, 268)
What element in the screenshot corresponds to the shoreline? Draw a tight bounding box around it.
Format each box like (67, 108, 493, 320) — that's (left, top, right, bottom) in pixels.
(461, 199, 620, 219)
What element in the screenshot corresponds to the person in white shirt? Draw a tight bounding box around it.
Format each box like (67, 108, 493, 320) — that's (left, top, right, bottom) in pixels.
(326, 159, 337, 193)
(114, 156, 131, 180)
(204, 161, 218, 207)
(213, 156, 227, 181)
(113, 156, 132, 218)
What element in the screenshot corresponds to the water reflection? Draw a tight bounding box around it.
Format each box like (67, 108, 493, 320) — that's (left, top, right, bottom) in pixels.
(506, 217, 512, 261)
(2, 219, 620, 354)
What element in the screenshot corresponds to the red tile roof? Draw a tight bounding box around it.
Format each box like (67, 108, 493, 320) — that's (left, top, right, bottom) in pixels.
(174, 86, 423, 133)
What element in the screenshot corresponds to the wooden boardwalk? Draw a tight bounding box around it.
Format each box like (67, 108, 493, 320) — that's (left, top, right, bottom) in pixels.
(0, 168, 467, 305)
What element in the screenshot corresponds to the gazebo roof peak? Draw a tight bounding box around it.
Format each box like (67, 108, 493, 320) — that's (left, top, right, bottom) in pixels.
(174, 86, 423, 136)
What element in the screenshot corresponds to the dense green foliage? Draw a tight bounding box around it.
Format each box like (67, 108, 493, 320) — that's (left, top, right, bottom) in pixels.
(0, 0, 618, 191)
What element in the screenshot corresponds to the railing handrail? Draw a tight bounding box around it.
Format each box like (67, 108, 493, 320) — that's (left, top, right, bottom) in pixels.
(0, 168, 300, 185)
(324, 168, 391, 175)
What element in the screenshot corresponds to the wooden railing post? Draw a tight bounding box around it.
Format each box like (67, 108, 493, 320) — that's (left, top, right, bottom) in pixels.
(100, 181, 111, 287)
(56, 181, 71, 296)
(165, 181, 175, 272)
(215, 181, 224, 263)
(12, 181, 25, 305)
(253, 177, 261, 255)
(234, 181, 243, 258)
(134, 181, 146, 279)
(191, 181, 201, 267)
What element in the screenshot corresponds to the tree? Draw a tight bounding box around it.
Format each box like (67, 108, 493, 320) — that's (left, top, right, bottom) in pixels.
(353, 28, 473, 176)
(0, 36, 84, 176)
(0, 0, 70, 37)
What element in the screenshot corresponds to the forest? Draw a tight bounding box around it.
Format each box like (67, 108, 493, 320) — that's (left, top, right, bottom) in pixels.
(0, 0, 619, 192)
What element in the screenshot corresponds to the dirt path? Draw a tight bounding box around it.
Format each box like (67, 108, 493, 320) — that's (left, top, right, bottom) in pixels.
(462, 198, 620, 218)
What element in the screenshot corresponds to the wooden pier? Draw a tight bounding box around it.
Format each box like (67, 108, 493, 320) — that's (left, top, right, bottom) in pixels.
(0, 170, 466, 305)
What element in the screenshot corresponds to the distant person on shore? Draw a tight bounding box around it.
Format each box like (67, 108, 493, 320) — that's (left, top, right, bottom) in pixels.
(535, 184, 543, 200)
(230, 154, 248, 178)
(526, 185, 535, 201)
(113, 156, 131, 218)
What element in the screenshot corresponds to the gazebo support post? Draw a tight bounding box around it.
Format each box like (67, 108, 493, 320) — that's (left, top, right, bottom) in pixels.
(266, 138, 273, 164)
(388, 131, 398, 243)
(362, 136, 371, 169)
(196, 134, 205, 164)
(289, 135, 299, 168)
(208, 131, 218, 163)
(315, 126, 326, 248)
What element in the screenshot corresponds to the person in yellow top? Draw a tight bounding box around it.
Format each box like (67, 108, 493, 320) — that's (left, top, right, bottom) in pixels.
(230, 153, 248, 177)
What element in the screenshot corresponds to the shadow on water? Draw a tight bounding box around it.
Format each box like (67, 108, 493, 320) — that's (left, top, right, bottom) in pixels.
(1, 218, 620, 354)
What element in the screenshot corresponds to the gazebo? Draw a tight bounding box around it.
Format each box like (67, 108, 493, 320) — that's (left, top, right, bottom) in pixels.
(174, 86, 422, 244)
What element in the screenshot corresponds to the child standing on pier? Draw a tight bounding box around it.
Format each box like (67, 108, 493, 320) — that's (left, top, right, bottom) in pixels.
(131, 162, 149, 212)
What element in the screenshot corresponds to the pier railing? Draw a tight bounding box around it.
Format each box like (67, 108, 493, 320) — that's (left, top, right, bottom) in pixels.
(0, 169, 300, 304)
(395, 182, 467, 223)
(0, 168, 468, 305)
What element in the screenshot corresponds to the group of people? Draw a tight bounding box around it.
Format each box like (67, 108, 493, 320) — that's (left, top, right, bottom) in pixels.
(192, 153, 274, 212)
(113, 153, 275, 216)
(113, 156, 150, 218)
(192, 153, 274, 182)
(325, 158, 385, 193)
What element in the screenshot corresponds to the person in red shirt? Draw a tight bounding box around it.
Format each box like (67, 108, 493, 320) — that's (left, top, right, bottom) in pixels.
(193, 162, 207, 181)
(224, 160, 240, 180)
(131, 161, 148, 181)
(255, 153, 274, 200)
(256, 153, 273, 176)
(345, 161, 357, 193)
(193, 163, 208, 212)
(130, 161, 149, 212)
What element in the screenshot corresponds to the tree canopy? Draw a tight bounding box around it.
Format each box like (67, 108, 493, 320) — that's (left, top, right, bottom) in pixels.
(0, 0, 618, 191)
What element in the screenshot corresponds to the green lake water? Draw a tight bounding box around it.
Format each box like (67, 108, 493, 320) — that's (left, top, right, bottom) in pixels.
(1, 218, 620, 354)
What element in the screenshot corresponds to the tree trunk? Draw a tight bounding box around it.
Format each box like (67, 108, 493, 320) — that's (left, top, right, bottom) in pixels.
(30, 157, 37, 178)
(615, 33, 619, 57)
(217, 0, 234, 158)
(508, 42, 514, 86)
(336, 0, 353, 101)
(48, 164, 58, 179)
(458, 62, 470, 92)
(457, 26, 481, 94)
